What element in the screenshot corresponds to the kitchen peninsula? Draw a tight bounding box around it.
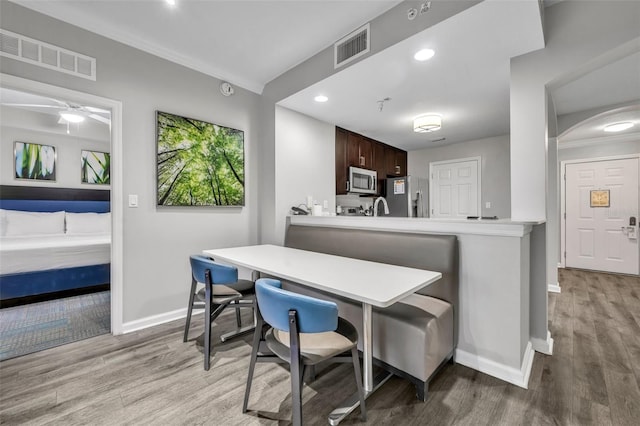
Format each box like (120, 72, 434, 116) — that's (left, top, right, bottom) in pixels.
(287, 215, 548, 389)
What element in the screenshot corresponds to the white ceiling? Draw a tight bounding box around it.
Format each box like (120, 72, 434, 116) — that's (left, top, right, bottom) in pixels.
(7, 0, 640, 150)
(280, 0, 544, 150)
(11, 0, 402, 94)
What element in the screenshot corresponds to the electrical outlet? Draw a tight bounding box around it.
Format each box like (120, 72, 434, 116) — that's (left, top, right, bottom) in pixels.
(485, 201, 491, 209)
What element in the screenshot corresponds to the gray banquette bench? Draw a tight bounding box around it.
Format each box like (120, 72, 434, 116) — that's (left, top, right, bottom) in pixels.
(282, 224, 459, 401)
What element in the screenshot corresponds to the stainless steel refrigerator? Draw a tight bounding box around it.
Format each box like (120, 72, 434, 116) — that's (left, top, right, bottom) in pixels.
(384, 176, 429, 217)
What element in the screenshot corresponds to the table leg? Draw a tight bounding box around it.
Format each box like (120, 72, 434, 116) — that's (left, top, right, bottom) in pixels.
(328, 302, 393, 425)
(362, 302, 373, 392)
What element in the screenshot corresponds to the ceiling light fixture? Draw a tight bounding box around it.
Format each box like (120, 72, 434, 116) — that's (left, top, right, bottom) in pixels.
(603, 121, 634, 132)
(414, 49, 435, 61)
(414, 114, 441, 132)
(166, 0, 176, 6)
(314, 95, 328, 103)
(59, 111, 85, 123)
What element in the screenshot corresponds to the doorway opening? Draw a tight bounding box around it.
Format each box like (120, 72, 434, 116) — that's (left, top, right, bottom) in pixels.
(0, 74, 123, 342)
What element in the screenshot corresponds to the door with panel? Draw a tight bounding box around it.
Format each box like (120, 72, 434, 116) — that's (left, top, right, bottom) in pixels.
(565, 158, 639, 275)
(429, 158, 480, 218)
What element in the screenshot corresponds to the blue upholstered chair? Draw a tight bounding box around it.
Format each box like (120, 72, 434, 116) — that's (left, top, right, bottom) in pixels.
(183, 255, 254, 370)
(243, 278, 366, 425)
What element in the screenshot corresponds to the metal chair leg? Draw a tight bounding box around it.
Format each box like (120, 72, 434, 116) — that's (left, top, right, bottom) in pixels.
(243, 310, 264, 413)
(289, 311, 303, 426)
(235, 301, 242, 327)
(204, 283, 212, 371)
(183, 278, 198, 342)
(351, 347, 366, 421)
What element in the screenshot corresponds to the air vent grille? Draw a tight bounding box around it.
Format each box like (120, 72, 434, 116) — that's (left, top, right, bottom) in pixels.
(334, 23, 370, 69)
(0, 28, 96, 80)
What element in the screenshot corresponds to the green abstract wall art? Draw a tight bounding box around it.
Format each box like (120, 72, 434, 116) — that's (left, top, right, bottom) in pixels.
(14, 141, 56, 181)
(81, 150, 110, 185)
(156, 111, 245, 206)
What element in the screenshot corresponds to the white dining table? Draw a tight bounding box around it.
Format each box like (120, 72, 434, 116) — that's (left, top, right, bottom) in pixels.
(203, 244, 442, 424)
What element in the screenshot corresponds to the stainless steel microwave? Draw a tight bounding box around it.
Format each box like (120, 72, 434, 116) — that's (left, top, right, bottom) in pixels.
(348, 166, 377, 194)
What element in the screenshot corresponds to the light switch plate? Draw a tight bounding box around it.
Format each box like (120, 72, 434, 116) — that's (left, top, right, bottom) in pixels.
(128, 194, 138, 208)
(485, 201, 491, 209)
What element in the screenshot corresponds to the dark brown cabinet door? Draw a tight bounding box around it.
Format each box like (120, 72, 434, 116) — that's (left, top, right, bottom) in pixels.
(347, 132, 361, 167)
(335, 127, 348, 195)
(395, 150, 407, 176)
(373, 141, 385, 195)
(359, 137, 373, 169)
(384, 146, 397, 177)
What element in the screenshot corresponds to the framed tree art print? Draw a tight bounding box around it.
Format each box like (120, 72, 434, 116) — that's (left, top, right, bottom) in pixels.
(156, 111, 245, 206)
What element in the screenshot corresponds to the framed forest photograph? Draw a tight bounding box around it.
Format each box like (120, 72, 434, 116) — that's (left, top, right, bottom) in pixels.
(14, 141, 56, 181)
(81, 150, 110, 185)
(156, 111, 245, 206)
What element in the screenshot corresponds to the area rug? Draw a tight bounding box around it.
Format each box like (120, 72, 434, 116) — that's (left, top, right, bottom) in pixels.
(0, 291, 110, 361)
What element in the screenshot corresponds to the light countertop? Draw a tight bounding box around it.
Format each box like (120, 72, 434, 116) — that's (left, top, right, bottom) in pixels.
(289, 215, 545, 237)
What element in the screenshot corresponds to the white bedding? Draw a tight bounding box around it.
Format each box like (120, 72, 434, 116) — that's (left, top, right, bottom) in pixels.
(0, 234, 111, 275)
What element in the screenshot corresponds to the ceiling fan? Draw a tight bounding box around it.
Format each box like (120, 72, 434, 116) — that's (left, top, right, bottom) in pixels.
(0, 88, 111, 126)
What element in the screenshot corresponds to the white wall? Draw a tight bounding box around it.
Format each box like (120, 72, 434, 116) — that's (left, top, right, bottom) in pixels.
(1, 2, 261, 324)
(1, 108, 110, 189)
(408, 135, 511, 218)
(510, 1, 640, 221)
(558, 139, 640, 162)
(274, 106, 335, 244)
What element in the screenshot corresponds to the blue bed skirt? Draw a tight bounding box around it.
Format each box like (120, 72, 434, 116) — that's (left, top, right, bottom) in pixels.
(0, 264, 110, 300)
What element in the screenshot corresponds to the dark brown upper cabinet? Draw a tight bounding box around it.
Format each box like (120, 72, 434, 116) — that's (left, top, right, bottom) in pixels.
(336, 126, 407, 195)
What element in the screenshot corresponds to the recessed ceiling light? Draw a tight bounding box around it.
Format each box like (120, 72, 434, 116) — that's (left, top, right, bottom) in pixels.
(314, 95, 328, 103)
(166, 0, 176, 6)
(414, 49, 435, 61)
(59, 111, 85, 123)
(604, 121, 634, 132)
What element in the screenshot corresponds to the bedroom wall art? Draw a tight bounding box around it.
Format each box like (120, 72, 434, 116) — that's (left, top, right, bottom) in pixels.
(156, 111, 244, 206)
(14, 142, 56, 181)
(81, 150, 110, 184)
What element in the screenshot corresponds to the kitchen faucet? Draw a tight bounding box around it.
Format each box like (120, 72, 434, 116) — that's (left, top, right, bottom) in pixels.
(373, 196, 390, 216)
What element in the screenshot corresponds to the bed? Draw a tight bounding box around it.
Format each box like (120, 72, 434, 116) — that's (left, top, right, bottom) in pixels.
(0, 185, 111, 303)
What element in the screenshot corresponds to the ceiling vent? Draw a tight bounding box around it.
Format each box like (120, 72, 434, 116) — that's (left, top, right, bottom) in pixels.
(334, 23, 370, 69)
(0, 29, 96, 81)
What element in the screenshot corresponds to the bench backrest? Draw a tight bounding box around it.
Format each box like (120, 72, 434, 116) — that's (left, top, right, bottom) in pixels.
(284, 225, 458, 309)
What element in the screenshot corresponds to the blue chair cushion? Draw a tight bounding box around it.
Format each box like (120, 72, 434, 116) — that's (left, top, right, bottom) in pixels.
(190, 255, 238, 285)
(256, 278, 338, 333)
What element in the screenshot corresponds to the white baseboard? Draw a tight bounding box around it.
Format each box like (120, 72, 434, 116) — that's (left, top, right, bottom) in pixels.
(454, 342, 534, 389)
(531, 331, 554, 355)
(122, 307, 192, 334)
(557, 262, 564, 269)
(548, 282, 561, 293)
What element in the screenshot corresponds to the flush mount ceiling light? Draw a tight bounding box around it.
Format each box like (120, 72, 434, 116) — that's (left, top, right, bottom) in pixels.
(604, 121, 634, 132)
(414, 49, 435, 61)
(414, 114, 441, 132)
(314, 95, 328, 103)
(59, 111, 85, 123)
(165, 0, 176, 6)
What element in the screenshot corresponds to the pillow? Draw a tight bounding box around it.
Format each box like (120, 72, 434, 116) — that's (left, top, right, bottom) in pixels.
(65, 212, 111, 235)
(0, 209, 7, 236)
(4, 210, 66, 236)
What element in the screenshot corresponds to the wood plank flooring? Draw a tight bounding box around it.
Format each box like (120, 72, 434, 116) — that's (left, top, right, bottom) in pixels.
(1, 269, 639, 425)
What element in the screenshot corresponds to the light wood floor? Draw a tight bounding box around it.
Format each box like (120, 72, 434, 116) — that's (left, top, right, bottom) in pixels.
(1, 269, 639, 425)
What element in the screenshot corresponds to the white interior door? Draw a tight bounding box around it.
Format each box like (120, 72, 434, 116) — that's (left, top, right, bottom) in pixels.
(430, 158, 480, 218)
(565, 158, 639, 275)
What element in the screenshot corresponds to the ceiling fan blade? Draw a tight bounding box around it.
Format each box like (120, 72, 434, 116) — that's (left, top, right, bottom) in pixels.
(88, 113, 111, 125)
(2, 103, 62, 108)
(85, 106, 110, 114)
